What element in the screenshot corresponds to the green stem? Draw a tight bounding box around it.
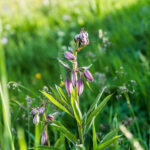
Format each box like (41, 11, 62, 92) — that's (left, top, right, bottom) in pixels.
(73, 43, 84, 145)
(78, 124, 84, 144)
(124, 93, 141, 138)
(43, 113, 50, 146)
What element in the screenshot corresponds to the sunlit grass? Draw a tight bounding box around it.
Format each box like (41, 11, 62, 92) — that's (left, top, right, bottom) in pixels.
(0, 0, 149, 149)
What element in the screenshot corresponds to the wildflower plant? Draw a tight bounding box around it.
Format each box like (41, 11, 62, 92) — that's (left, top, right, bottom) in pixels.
(36, 29, 121, 149)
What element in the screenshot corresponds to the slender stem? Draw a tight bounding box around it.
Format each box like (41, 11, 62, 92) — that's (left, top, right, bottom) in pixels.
(43, 113, 50, 146)
(73, 43, 84, 145)
(78, 124, 84, 144)
(124, 93, 141, 138)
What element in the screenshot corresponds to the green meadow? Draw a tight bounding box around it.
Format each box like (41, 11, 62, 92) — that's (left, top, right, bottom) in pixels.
(0, 0, 149, 149)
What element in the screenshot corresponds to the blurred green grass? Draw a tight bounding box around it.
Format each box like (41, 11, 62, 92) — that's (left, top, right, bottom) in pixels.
(0, 0, 150, 149)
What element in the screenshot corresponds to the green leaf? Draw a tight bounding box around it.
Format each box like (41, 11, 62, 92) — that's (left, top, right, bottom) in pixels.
(92, 120, 97, 150)
(78, 64, 92, 70)
(76, 144, 86, 150)
(29, 146, 60, 150)
(41, 92, 73, 117)
(51, 121, 78, 144)
(50, 86, 61, 100)
(87, 87, 106, 116)
(71, 90, 82, 126)
(58, 59, 71, 70)
(54, 135, 66, 150)
(55, 85, 71, 110)
(86, 94, 113, 126)
(100, 128, 119, 143)
(96, 135, 121, 150)
(55, 85, 68, 102)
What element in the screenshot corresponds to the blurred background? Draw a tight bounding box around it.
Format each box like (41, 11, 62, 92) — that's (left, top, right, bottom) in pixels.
(0, 0, 150, 149)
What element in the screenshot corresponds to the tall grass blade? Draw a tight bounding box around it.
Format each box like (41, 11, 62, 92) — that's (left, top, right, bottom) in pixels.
(120, 125, 144, 150)
(34, 124, 40, 150)
(92, 120, 97, 150)
(17, 128, 27, 150)
(0, 39, 15, 150)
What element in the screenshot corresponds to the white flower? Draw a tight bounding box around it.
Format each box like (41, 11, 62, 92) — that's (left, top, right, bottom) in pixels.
(98, 29, 103, 38)
(1, 37, 8, 45)
(43, 0, 49, 6)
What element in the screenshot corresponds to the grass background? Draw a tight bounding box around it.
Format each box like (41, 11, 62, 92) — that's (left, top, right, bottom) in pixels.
(0, 0, 150, 149)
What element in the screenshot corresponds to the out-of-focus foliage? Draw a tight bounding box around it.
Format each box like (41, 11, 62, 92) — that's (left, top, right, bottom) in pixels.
(0, 0, 150, 149)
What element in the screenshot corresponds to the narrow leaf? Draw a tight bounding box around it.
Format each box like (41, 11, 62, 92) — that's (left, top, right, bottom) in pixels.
(76, 144, 86, 150)
(71, 90, 82, 126)
(100, 128, 119, 143)
(87, 87, 106, 116)
(50, 86, 62, 101)
(54, 135, 66, 150)
(58, 59, 71, 70)
(51, 121, 77, 144)
(93, 120, 97, 150)
(41, 92, 73, 117)
(55, 85, 68, 102)
(55, 85, 71, 110)
(86, 94, 112, 126)
(29, 146, 60, 150)
(96, 135, 121, 150)
(51, 86, 71, 110)
(78, 64, 92, 70)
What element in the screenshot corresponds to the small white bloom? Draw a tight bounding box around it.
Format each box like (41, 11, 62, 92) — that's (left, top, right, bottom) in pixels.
(33, 115, 39, 125)
(1, 37, 8, 45)
(43, 0, 49, 6)
(98, 29, 103, 38)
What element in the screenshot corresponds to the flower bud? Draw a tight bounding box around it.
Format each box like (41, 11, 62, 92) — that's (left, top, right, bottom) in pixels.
(65, 78, 72, 95)
(64, 52, 75, 61)
(71, 71, 77, 86)
(39, 106, 45, 115)
(41, 130, 47, 145)
(74, 29, 89, 51)
(30, 108, 38, 116)
(47, 114, 54, 121)
(33, 115, 39, 125)
(77, 79, 84, 96)
(84, 70, 93, 82)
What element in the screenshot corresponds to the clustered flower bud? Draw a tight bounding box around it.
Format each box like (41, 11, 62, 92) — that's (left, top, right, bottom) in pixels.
(41, 129, 48, 145)
(47, 114, 55, 121)
(33, 115, 39, 125)
(65, 78, 72, 95)
(30, 105, 46, 125)
(30, 108, 38, 116)
(77, 78, 84, 96)
(74, 29, 89, 51)
(84, 70, 93, 82)
(39, 106, 45, 115)
(63, 29, 93, 96)
(71, 71, 77, 86)
(64, 52, 75, 61)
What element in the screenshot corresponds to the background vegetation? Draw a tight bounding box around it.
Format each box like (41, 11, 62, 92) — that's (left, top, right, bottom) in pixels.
(0, 0, 149, 149)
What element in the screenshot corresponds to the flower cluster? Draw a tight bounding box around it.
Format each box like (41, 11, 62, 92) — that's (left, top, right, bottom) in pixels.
(74, 29, 89, 51)
(30, 104, 54, 125)
(30, 102, 54, 145)
(64, 29, 93, 96)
